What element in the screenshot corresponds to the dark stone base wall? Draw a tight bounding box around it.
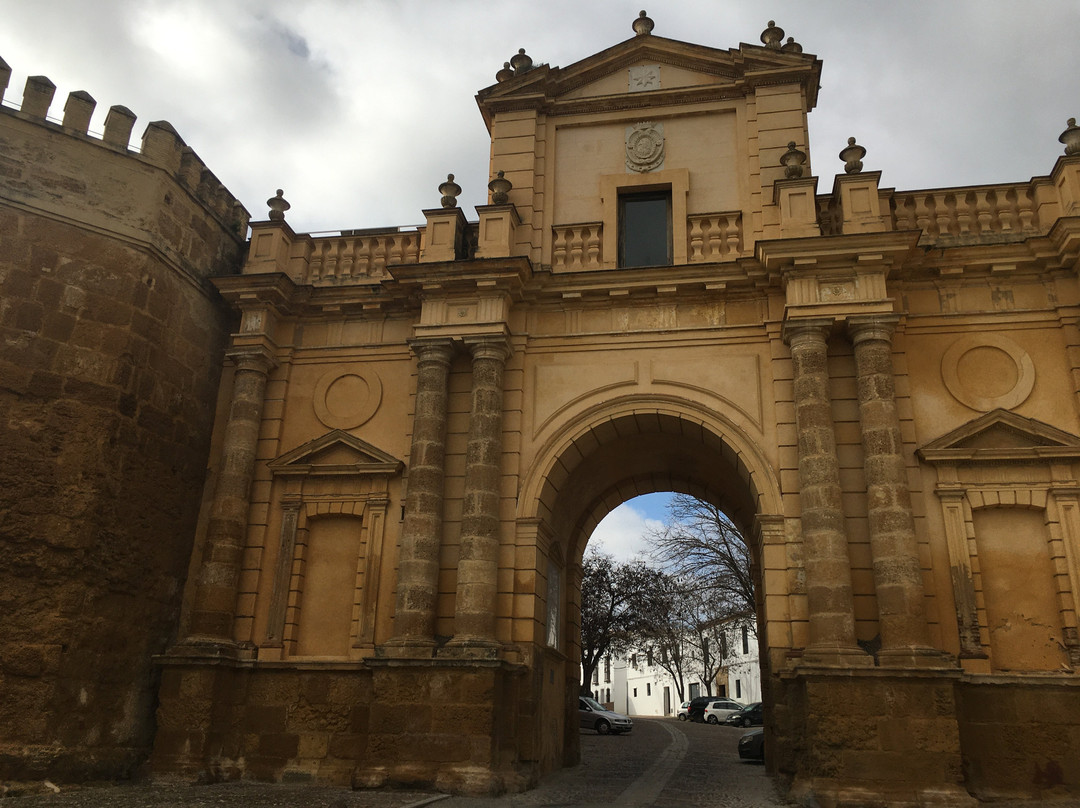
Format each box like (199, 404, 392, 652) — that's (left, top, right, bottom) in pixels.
(151, 660, 537, 795)
(957, 678, 1080, 800)
(777, 668, 975, 807)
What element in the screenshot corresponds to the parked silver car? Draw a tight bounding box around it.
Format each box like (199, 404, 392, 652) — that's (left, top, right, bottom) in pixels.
(578, 696, 633, 734)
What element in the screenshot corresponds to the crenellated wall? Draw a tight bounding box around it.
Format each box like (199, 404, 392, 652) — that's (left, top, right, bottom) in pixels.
(0, 60, 248, 780)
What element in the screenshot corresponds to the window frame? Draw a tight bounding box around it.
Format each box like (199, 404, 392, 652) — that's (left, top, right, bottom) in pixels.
(599, 168, 690, 269)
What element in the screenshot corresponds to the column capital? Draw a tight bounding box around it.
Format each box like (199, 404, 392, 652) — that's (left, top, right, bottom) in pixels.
(225, 345, 278, 374)
(848, 313, 901, 345)
(464, 334, 513, 363)
(782, 317, 834, 347)
(407, 337, 456, 364)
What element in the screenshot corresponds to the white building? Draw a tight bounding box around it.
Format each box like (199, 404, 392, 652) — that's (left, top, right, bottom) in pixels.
(599, 621, 761, 716)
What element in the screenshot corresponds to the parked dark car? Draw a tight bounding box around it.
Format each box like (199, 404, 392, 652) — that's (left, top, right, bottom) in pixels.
(724, 701, 763, 727)
(686, 695, 716, 722)
(738, 727, 765, 761)
(578, 696, 633, 734)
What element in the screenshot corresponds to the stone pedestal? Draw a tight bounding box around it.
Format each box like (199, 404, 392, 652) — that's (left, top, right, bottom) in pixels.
(783, 667, 975, 808)
(355, 658, 532, 795)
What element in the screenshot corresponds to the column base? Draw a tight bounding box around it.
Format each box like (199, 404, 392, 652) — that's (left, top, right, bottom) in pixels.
(441, 635, 501, 660)
(798, 644, 874, 668)
(379, 636, 437, 659)
(878, 646, 955, 669)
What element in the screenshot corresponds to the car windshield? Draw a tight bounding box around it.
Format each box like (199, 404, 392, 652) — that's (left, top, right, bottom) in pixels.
(581, 697, 604, 711)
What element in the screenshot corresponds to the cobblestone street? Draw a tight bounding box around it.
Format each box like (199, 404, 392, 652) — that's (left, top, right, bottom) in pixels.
(1, 718, 781, 808)
(4, 718, 1078, 807)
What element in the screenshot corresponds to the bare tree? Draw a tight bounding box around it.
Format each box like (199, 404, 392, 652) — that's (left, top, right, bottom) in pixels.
(647, 494, 755, 622)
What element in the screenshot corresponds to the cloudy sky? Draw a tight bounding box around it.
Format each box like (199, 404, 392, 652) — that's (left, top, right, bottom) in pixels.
(1, 0, 1076, 236)
(2, 0, 1077, 559)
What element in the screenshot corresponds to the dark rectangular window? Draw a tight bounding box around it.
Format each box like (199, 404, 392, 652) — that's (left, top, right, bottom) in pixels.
(619, 190, 671, 267)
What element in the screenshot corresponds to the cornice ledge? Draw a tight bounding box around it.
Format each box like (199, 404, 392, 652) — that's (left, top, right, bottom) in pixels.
(388, 255, 533, 292)
(212, 271, 299, 310)
(756, 230, 921, 273)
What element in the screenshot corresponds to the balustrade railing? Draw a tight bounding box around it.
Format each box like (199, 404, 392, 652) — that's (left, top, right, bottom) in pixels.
(552, 222, 603, 270)
(305, 229, 421, 284)
(891, 185, 1040, 244)
(687, 212, 742, 262)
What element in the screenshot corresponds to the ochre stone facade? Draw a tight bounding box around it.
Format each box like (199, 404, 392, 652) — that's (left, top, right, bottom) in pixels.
(4, 16, 1080, 806)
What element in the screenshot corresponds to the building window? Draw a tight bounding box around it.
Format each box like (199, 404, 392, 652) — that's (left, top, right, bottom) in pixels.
(633, 687, 638, 697)
(689, 682, 700, 700)
(593, 668, 599, 686)
(604, 656, 611, 683)
(646, 683, 651, 696)
(736, 679, 742, 699)
(741, 625, 749, 655)
(646, 648, 653, 666)
(618, 190, 671, 267)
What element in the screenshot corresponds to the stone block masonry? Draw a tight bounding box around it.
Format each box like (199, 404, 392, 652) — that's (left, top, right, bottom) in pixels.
(0, 64, 248, 780)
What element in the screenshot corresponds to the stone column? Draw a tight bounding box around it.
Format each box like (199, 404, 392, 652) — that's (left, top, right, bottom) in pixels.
(386, 338, 455, 651)
(849, 315, 942, 665)
(448, 338, 512, 650)
(783, 319, 868, 665)
(186, 347, 276, 643)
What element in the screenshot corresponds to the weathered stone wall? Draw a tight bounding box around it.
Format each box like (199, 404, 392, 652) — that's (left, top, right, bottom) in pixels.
(0, 81, 247, 779)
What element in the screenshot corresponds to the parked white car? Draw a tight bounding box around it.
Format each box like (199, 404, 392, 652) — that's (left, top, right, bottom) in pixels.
(676, 700, 690, 720)
(703, 698, 744, 724)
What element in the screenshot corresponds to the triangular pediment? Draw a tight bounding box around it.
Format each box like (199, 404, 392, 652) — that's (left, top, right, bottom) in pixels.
(917, 410, 1080, 464)
(268, 430, 403, 477)
(476, 33, 820, 125)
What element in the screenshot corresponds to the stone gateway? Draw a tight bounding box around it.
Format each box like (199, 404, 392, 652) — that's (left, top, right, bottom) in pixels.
(2, 14, 1080, 807)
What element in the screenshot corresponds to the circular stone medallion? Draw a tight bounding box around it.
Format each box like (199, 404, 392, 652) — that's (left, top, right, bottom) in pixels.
(626, 123, 665, 173)
(313, 368, 383, 429)
(940, 334, 1034, 412)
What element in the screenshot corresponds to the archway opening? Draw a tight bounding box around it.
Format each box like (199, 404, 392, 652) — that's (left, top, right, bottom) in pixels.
(523, 408, 778, 770)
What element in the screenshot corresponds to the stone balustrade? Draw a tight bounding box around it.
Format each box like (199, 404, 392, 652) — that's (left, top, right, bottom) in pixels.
(687, 211, 743, 262)
(891, 184, 1041, 244)
(552, 222, 603, 270)
(306, 229, 421, 283)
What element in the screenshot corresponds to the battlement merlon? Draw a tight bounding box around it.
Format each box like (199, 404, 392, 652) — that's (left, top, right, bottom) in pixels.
(0, 59, 249, 237)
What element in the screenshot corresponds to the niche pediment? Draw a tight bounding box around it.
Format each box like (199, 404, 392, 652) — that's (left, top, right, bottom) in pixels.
(917, 409, 1080, 464)
(268, 430, 403, 477)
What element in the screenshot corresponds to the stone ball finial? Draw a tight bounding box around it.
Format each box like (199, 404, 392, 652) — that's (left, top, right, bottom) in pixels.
(761, 20, 784, 49)
(840, 137, 866, 174)
(633, 10, 655, 36)
(267, 189, 290, 221)
(496, 62, 514, 83)
(439, 173, 462, 208)
(1060, 118, 1080, 156)
(510, 48, 533, 75)
(488, 170, 513, 205)
(781, 36, 803, 54)
(780, 141, 807, 179)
